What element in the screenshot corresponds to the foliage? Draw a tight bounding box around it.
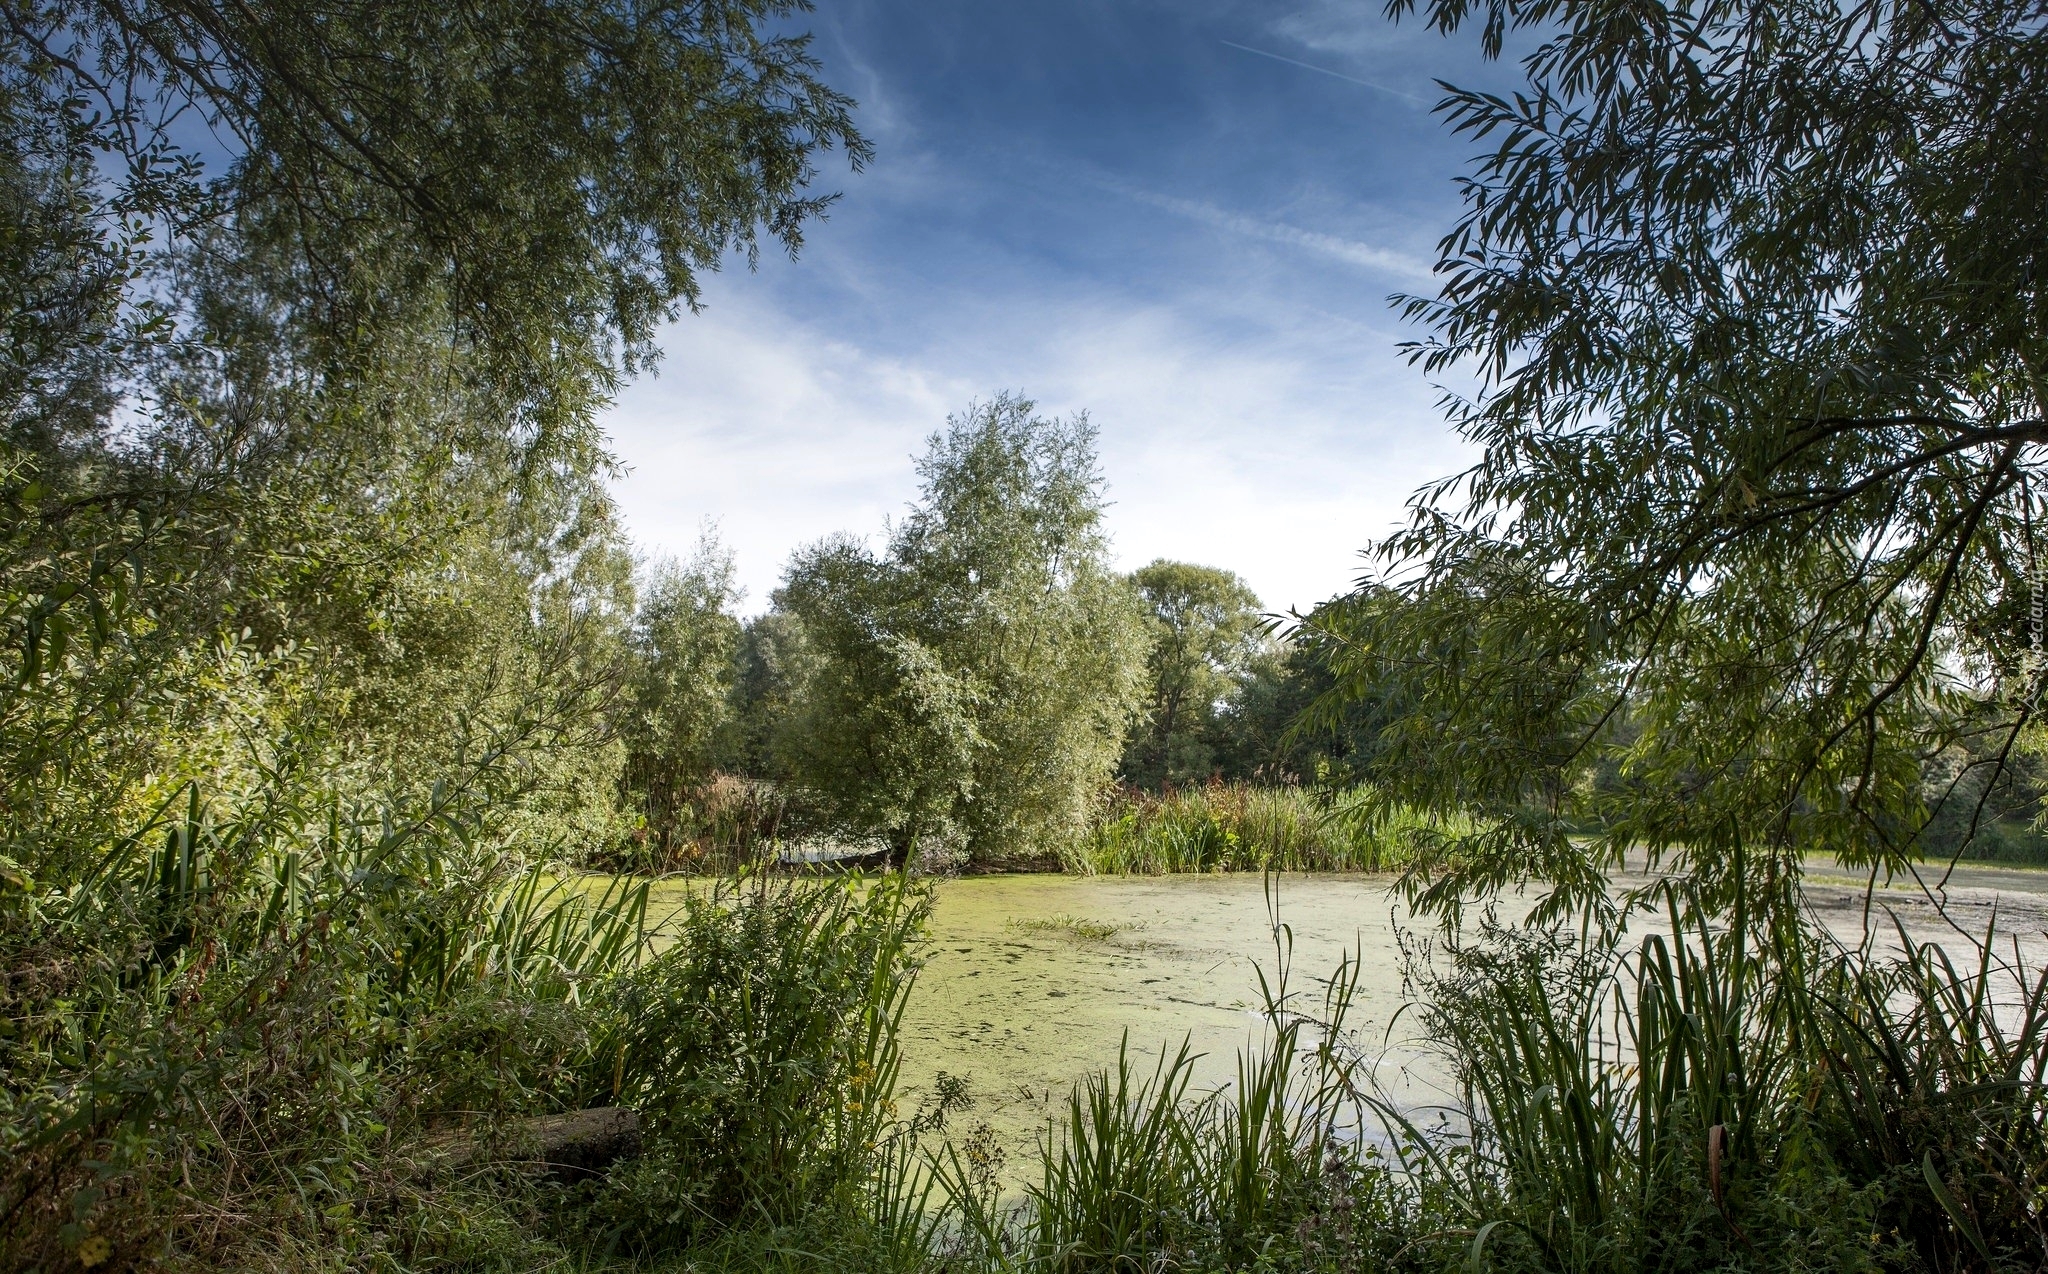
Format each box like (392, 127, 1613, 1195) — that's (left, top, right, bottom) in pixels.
(588, 871, 930, 1252)
(1212, 606, 1436, 788)
(1065, 781, 1442, 876)
(0, 753, 653, 1269)
(1, 0, 868, 888)
(721, 610, 811, 779)
(1306, 0, 2048, 921)
(1918, 711, 2048, 864)
(1120, 560, 1265, 789)
(1, 0, 874, 1266)
(1372, 887, 2048, 1274)
(1201, 637, 1332, 785)
(9, 0, 868, 435)
(772, 396, 1152, 865)
(618, 539, 747, 859)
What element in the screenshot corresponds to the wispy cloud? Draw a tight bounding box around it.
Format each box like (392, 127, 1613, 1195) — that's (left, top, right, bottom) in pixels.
(598, 0, 1485, 614)
(1116, 186, 1437, 285)
(606, 267, 1467, 615)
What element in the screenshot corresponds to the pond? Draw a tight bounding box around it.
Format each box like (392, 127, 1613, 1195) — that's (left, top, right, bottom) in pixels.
(889, 864, 2048, 1172)
(643, 863, 2048, 1178)
(891, 873, 1443, 1171)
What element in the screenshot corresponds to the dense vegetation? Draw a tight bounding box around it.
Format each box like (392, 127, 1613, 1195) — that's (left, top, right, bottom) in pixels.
(1304, 0, 2048, 916)
(5, 0, 2047, 1270)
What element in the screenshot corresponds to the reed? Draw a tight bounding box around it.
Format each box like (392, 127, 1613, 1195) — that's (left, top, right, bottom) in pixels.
(587, 871, 932, 1252)
(1371, 884, 2048, 1273)
(935, 900, 1438, 1272)
(932, 880, 2048, 1274)
(0, 768, 658, 1268)
(614, 773, 793, 875)
(1063, 781, 1449, 875)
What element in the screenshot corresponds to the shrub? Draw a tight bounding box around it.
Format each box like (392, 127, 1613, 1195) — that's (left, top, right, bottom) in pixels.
(0, 769, 651, 1271)
(587, 871, 931, 1252)
(606, 773, 794, 875)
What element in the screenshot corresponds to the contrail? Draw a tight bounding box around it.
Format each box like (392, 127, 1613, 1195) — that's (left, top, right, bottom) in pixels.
(1218, 40, 1429, 106)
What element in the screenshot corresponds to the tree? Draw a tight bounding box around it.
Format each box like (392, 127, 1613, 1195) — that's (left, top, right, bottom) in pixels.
(773, 533, 984, 859)
(0, 1, 868, 1259)
(775, 396, 1151, 864)
(1, 0, 869, 867)
(6, 0, 867, 432)
(717, 610, 809, 777)
(619, 537, 745, 852)
(1121, 560, 1263, 788)
(1309, 0, 2048, 922)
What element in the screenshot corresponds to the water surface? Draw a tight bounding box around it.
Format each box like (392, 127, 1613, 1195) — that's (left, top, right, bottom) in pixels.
(640, 863, 2048, 1175)
(893, 874, 1439, 1167)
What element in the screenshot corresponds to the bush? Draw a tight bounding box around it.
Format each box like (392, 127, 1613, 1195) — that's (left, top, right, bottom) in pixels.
(587, 872, 931, 1253)
(0, 768, 651, 1271)
(605, 773, 794, 875)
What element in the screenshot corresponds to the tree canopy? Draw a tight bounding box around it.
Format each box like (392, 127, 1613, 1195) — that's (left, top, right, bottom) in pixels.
(6, 0, 865, 435)
(1121, 560, 1264, 789)
(1307, 0, 2048, 920)
(773, 396, 1151, 864)
(1, 0, 866, 871)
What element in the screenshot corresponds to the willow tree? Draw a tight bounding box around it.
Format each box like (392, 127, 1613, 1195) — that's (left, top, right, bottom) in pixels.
(1, 0, 868, 863)
(2, 1, 869, 1260)
(1309, 0, 2048, 921)
(776, 396, 1151, 864)
(1121, 560, 1264, 789)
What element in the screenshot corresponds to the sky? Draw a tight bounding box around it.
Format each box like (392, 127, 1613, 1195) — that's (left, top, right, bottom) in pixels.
(602, 0, 1515, 616)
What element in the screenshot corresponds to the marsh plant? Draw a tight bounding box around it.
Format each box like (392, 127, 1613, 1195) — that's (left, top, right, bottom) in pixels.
(587, 872, 930, 1252)
(912, 883, 2045, 1274)
(928, 915, 1444, 1274)
(1066, 782, 1449, 876)
(0, 761, 656, 1269)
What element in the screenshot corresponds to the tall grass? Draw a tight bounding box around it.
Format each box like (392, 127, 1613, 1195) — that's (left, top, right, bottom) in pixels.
(935, 905, 1441, 1272)
(0, 769, 656, 1269)
(1375, 884, 2048, 1273)
(613, 772, 793, 874)
(588, 871, 931, 1254)
(926, 880, 2048, 1274)
(4, 757, 943, 1271)
(1063, 780, 1450, 875)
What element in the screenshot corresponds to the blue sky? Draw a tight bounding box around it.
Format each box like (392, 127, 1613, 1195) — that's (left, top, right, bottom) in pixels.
(603, 0, 1512, 615)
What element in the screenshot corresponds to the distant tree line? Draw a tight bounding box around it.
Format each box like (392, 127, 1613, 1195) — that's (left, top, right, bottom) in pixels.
(613, 391, 2048, 869)
(608, 397, 1421, 870)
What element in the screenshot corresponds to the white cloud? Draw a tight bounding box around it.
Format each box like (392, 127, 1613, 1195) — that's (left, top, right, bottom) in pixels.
(602, 292, 973, 607)
(603, 271, 1470, 618)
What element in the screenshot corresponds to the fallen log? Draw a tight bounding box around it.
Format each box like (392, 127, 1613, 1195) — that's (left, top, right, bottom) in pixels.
(431, 1106, 642, 1183)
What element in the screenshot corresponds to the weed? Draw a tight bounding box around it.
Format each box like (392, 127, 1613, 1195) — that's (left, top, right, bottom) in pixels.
(584, 871, 931, 1254)
(1007, 913, 1128, 942)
